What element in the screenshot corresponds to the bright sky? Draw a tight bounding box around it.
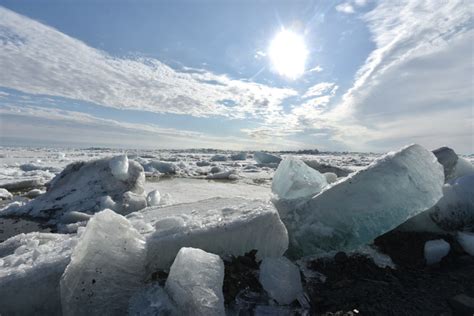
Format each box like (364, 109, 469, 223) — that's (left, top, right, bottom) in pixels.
(0, 0, 472, 153)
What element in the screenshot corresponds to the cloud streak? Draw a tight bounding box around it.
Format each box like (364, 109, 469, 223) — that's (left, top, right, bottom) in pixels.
(0, 7, 296, 121)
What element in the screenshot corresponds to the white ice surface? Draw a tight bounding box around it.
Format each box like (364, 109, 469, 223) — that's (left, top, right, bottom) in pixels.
(272, 157, 328, 201)
(60, 209, 146, 315)
(0, 232, 77, 315)
(424, 239, 450, 265)
(0, 188, 12, 200)
(127, 197, 288, 270)
(165, 247, 225, 316)
(280, 144, 444, 257)
(109, 155, 129, 181)
(259, 256, 303, 305)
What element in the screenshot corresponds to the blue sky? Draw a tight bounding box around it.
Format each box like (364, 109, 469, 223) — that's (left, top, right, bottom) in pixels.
(0, 0, 472, 153)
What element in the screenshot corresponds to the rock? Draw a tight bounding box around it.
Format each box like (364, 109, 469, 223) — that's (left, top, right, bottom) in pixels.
(1, 157, 145, 223)
(165, 247, 225, 316)
(60, 210, 146, 315)
(254, 152, 282, 164)
(280, 144, 444, 257)
(259, 256, 304, 305)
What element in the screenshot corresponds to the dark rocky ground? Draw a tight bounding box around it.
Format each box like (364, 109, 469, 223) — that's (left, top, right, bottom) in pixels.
(222, 230, 474, 316)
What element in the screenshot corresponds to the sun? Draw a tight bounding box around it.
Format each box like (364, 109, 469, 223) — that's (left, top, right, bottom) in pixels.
(268, 29, 308, 79)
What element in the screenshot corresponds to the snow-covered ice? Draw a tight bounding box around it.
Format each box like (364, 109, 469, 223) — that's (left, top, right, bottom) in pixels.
(424, 239, 450, 265)
(146, 189, 161, 206)
(109, 154, 129, 181)
(279, 144, 444, 257)
(259, 256, 304, 305)
(0, 157, 145, 222)
(432, 174, 474, 230)
(0, 232, 77, 315)
(323, 172, 338, 184)
(457, 232, 474, 256)
(272, 157, 328, 201)
(0, 188, 12, 200)
(60, 209, 146, 315)
(165, 247, 225, 316)
(128, 197, 288, 270)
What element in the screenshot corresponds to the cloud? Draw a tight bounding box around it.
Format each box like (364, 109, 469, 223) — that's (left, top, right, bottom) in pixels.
(328, 0, 474, 153)
(302, 82, 338, 99)
(0, 104, 309, 150)
(335, 3, 355, 14)
(308, 65, 323, 73)
(0, 7, 296, 122)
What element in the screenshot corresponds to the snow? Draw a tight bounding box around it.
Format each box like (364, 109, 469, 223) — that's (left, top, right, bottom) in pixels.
(272, 157, 328, 201)
(0, 188, 12, 200)
(457, 232, 474, 256)
(109, 154, 129, 181)
(259, 256, 303, 305)
(424, 239, 450, 265)
(60, 209, 146, 315)
(279, 144, 445, 257)
(128, 284, 177, 316)
(165, 247, 225, 316)
(146, 190, 161, 206)
(0, 157, 145, 222)
(127, 197, 288, 270)
(0, 232, 77, 315)
(254, 152, 282, 164)
(432, 174, 474, 230)
(25, 188, 45, 198)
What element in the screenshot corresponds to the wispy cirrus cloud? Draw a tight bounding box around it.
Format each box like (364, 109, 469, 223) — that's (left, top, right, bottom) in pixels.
(0, 7, 296, 121)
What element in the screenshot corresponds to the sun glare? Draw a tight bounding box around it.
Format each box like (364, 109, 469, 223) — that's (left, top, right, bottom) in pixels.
(268, 29, 308, 79)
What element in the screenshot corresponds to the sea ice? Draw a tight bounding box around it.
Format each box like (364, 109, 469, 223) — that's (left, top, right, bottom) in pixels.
(279, 144, 444, 257)
(206, 170, 239, 180)
(25, 188, 45, 198)
(128, 284, 177, 316)
(303, 160, 352, 177)
(109, 154, 129, 181)
(146, 190, 161, 206)
(143, 160, 177, 175)
(0, 232, 77, 315)
(323, 172, 338, 184)
(1, 157, 145, 222)
(259, 256, 304, 305)
(272, 157, 328, 201)
(431, 174, 474, 230)
(165, 247, 225, 316)
(230, 152, 247, 161)
(433, 147, 474, 181)
(211, 154, 228, 161)
(122, 191, 148, 213)
(60, 209, 146, 315)
(457, 232, 474, 256)
(0, 188, 12, 200)
(254, 151, 282, 164)
(127, 197, 288, 270)
(424, 239, 450, 265)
